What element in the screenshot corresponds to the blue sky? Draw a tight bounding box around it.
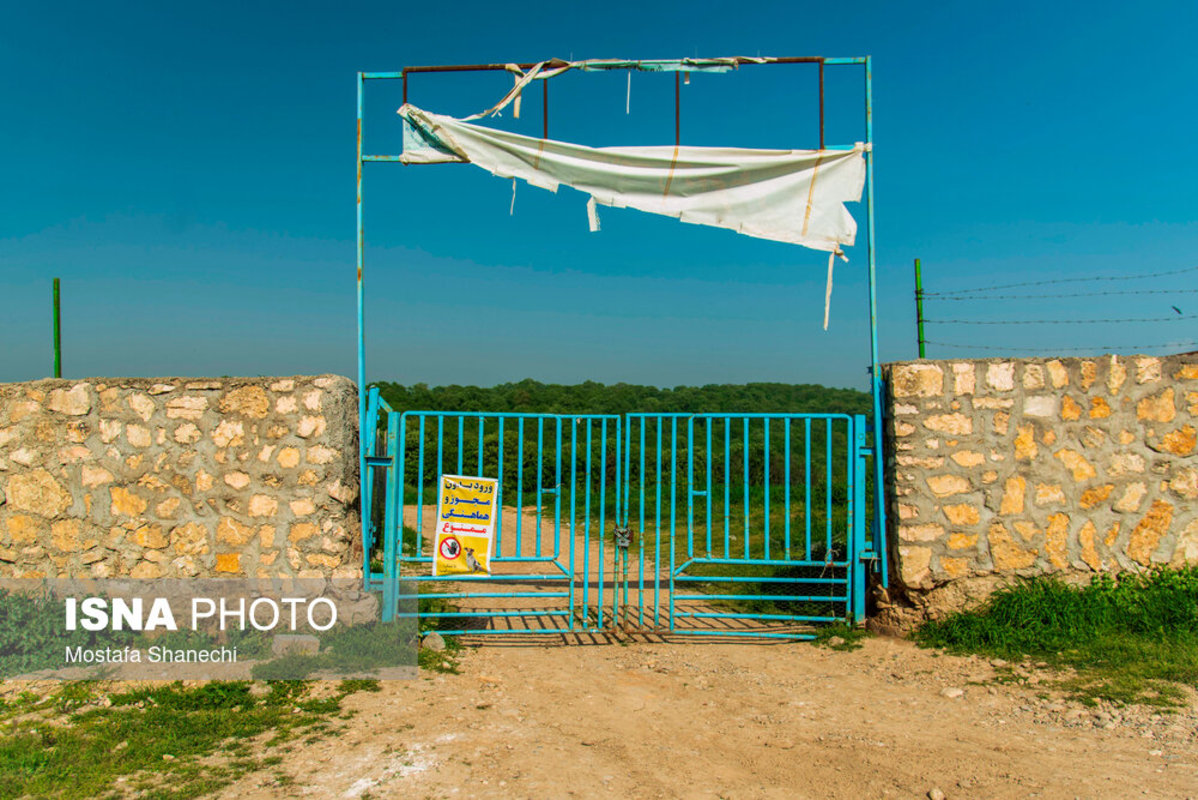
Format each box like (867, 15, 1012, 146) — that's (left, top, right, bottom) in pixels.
(2, 1, 1196, 390)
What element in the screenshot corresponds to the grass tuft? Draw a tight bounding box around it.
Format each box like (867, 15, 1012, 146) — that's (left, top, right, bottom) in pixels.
(915, 566, 1198, 706)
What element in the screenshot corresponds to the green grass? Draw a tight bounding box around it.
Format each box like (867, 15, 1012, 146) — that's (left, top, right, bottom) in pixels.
(0, 680, 378, 800)
(916, 566, 1198, 707)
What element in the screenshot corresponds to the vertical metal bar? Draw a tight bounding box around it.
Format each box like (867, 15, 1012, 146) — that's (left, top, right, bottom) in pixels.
(496, 417, 505, 547)
(583, 420, 592, 625)
(569, 418, 578, 630)
(402, 70, 408, 104)
(382, 414, 400, 620)
(52, 277, 61, 378)
(743, 417, 750, 560)
(686, 417, 694, 559)
(516, 417, 524, 552)
(593, 420, 603, 627)
(433, 415, 442, 556)
(477, 417, 485, 474)
(601, 417, 613, 627)
(852, 415, 868, 622)
(805, 419, 812, 559)
(865, 56, 889, 588)
(655, 416, 663, 628)
(554, 418, 562, 560)
(723, 417, 731, 558)
(763, 418, 770, 559)
(542, 78, 549, 139)
(355, 72, 367, 589)
(668, 416, 677, 632)
(818, 60, 825, 150)
(456, 416, 464, 474)
(536, 417, 544, 554)
(674, 72, 681, 146)
(416, 415, 426, 539)
(914, 258, 927, 358)
(825, 420, 833, 557)
(784, 418, 791, 557)
(705, 418, 713, 557)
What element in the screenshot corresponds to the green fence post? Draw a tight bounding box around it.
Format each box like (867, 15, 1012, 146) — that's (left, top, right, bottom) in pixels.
(914, 259, 926, 359)
(52, 277, 61, 378)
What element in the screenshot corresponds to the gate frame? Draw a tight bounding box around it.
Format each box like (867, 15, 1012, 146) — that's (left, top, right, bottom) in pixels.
(356, 55, 889, 622)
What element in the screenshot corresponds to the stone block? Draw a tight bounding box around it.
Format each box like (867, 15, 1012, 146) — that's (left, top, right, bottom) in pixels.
(214, 553, 242, 574)
(1034, 483, 1065, 506)
(47, 384, 91, 415)
(1024, 396, 1057, 417)
(898, 545, 932, 588)
(1045, 513, 1069, 569)
(1114, 482, 1147, 513)
(1046, 360, 1069, 388)
(950, 450, 985, 468)
(900, 523, 944, 543)
(1128, 500, 1173, 566)
(1060, 396, 1082, 421)
(6, 469, 73, 517)
(925, 413, 972, 435)
(219, 386, 270, 418)
(952, 363, 975, 395)
(986, 363, 1015, 391)
(1135, 357, 1162, 384)
(999, 476, 1026, 515)
(988, 522, 1037, 571)
(1014, 425, 1037, 460)
(892, 364, 944, 398)
(926, 474, 971, 498)
(943, 504, 980, 526)
(1054, 449, 1096, 482)
(1107, 358, 1128, 394)
(1137, 388, 1175, 423)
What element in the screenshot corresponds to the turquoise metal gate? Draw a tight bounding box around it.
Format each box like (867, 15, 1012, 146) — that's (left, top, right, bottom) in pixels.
(365, 391, 882, 638)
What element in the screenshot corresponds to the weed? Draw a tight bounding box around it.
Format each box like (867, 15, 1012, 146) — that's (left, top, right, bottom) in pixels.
(916, 566, 1198, 706)
(812, 622, 870, 651)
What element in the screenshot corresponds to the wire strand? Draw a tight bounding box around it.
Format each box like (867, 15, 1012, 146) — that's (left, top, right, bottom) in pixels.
(926, 288, 1198, 301)
(924, 265, 1198, 297)
(926, 314, 1198, 325)
(923, 339, 1198, 354)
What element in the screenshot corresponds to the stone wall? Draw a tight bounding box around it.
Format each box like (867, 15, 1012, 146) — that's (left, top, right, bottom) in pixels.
(880, 354, 1198, 619)
(0, 376, 360, 580)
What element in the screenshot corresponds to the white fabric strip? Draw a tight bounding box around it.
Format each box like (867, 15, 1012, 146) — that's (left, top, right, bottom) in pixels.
(398, 104, 865, 253)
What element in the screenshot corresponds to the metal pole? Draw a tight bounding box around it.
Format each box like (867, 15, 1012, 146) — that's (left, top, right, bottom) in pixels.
(52, 277, 61, 378)
(864, 56, 888, 590)
(356, 72, 368, 589)
(914, 258, 926, 358)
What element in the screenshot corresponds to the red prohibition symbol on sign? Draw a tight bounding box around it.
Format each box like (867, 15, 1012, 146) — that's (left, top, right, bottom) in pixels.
(439, 536, 462, 560)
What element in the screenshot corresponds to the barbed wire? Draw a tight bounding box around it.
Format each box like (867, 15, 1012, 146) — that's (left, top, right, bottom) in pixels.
(923, 264, 1198, 297)
(927, 288, 1198, 301)
(926, 313, 1197, 325)
(924, 339, 1198, 354)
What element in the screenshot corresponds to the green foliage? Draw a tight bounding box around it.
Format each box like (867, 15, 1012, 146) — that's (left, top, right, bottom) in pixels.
(0, 589, 121, 675)
(373, 379, 870, 417)
(0, 679, 379, 800)
(916, 567, 1198, 706)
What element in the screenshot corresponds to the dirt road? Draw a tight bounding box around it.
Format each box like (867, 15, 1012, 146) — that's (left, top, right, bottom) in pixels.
(219, 635, 1198, 800)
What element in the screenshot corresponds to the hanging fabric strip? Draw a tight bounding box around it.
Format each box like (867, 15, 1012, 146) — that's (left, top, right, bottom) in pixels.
(398, 104, 866, 253)
(586, 196, 601, 231)
(823, 248, 848, 330)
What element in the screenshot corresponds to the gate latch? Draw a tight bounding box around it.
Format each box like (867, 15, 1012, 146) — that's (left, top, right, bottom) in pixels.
(613, 525, 633, 550)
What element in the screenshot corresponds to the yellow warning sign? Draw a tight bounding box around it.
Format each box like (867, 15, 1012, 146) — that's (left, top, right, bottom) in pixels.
(432, 474, 498, 576)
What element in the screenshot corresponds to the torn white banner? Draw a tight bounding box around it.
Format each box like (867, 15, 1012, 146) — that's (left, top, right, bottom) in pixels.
(398, 104, 865, 254)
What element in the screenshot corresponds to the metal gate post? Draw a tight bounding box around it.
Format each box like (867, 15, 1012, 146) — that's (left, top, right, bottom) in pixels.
(852, 414, 869, 624)
(382, 413, 401, 621)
